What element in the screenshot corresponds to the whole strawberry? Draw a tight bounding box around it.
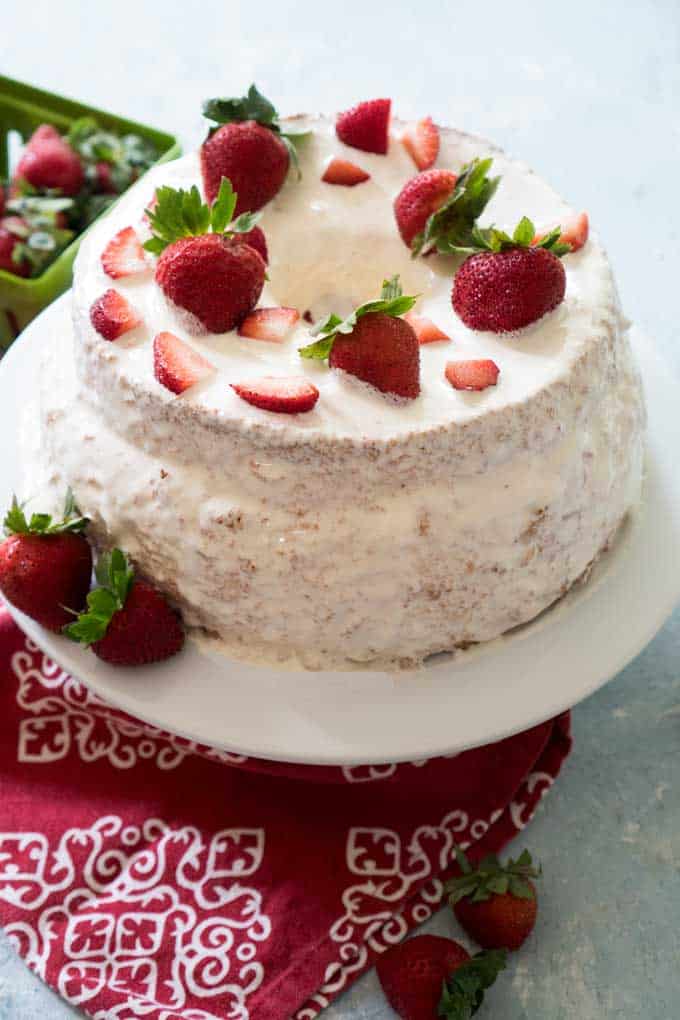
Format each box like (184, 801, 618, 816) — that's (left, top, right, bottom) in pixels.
(0, 491, 92, 631)
(447, 846, 541, 951)
(376, 934, 507, 1020)
(65, 549, 184, 666)
(14, 123, 84, 196)
(201, 85, 305, 212)
(146, 179, 266, 333)
(336, 97, 391, 154)
(394, 168, 458, 249)
(299, 275, 420, 399)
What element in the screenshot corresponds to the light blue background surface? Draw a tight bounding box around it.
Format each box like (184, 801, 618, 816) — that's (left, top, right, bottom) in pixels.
(1, 1, 679, 1016)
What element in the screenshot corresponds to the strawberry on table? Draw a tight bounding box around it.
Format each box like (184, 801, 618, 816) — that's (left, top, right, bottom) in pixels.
(451, 216, 569, 333)
(238, 307, 300, 342)
(201, 84, 306, 211)
(101, 226, 149, 279)
(153, 331, 215, 395)
(90, 288, 142, 341)
(299, 275, 420, 399)
(336, 98, 391, 154)
(447, 846, 541, 951)
(231, 376, 319, 414)
(376, 934, 507, 1020)
(65, 548, 184, 666)
(446, 359, 500, 392)
(401, 116, 440, 171)
(146, 179, 266, 333)
(13, 123, 84, 196)
(404, 311, 450, 345)
(321, 157, 371, 186)
(0, 491, 92, 632)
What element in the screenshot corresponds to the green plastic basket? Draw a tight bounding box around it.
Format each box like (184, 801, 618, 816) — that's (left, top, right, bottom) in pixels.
(0, 74, 181, 349)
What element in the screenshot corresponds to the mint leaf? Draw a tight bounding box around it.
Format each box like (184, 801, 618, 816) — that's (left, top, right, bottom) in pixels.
(438, 950, 507, 1019)
(298, 275, 417, 360)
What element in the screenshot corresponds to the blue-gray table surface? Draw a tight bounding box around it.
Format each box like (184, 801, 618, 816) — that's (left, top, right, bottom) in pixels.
(0, 0, 678, 1016)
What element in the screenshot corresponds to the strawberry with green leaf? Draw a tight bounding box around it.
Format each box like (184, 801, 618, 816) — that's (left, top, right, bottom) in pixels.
(376, 934, 507, 1020)
(0, 491, 92, 631)
(65, 549, 184, 666)
(447, 847, 541, 951)
(201, 84, 308, 211)
(145, 178, 266, 334)
(299, 275, 420, 399)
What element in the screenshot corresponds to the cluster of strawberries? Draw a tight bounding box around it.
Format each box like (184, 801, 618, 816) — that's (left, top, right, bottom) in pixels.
(0, 492, 183, 666)
(91, 86, 589, 413)
(0, 119, 157, 280)
(377, 846, 542, 1019)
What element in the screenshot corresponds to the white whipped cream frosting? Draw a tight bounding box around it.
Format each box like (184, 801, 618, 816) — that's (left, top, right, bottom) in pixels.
(28, 116, 645, 670)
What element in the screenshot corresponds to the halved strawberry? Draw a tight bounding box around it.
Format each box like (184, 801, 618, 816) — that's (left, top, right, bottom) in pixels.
(336, 98, 391, 154)
(322, 157, 371, 186)
(404, 311, 450, 344)
(153, 331, 215, 395)
(231, 377, 319, 413)
(101, 226, 149, 279)
(238, 307, 300, 342)
(90, 289, 142, 341)
(534, 211, 589, 253)
(401, 116, 440, 171)
(446, 359, 500, 391)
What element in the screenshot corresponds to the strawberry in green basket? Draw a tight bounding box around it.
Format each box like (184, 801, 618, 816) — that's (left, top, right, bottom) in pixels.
(446, 846, 541, 951)
(0, 491, 92, 630)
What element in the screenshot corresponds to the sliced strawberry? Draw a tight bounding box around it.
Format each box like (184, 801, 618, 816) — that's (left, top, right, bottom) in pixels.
(322, 157, 371, 186)
(534, 211, 589, 253)
(401, 116, 440, 170)
(142, 191, 158, 225)
(90, 289, 142, 341)
(336, 98, 391, 154)
(101, 226, 149, 279)
(153, 332, 215, 395)
(446, 359, 500, 391)
(231, 377, 319, 413)
(238, 307, 300, 342)
(404, 311, 450, 344)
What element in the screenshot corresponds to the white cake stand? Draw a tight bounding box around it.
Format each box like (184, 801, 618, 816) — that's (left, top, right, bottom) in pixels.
(1, 293, 678, 766)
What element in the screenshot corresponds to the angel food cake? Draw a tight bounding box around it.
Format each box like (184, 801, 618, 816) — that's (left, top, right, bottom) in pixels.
(27, 89, 644, 670)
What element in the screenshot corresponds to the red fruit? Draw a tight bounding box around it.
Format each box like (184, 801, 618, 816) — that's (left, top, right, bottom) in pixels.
(153, 332, 215, 395)
(231, 377, 319, 414)
(95, 161, 116, 193)
(446, 359, 499, 391)
(534, 211, 589, 253)
(156, 233, 265, 334)
(452, 246, 566, 333)
(329, 311, 420, 399)
(0, 183, 4, 217)
(404, 311, 450, 344)
(200, 121, 289, 212)
(394, 169, 458, 248)
(101, 226, 149, 279)
(14, 124, 84, 196)
(158, 232, 265, 334)
(453, 880, 538, 951)
(401, 116, 440, 171)
(238, 306, 300, 342)
(92, 579, 184, 666)
(321, 157, 371, 186)
(239, 224, 268, 264)
(0, 222, 30, 277)
(376, 935, 470, 1020)
(0, 532, 92, 631)
(336, 98, 391, 154)
(90, 289, 142, 341)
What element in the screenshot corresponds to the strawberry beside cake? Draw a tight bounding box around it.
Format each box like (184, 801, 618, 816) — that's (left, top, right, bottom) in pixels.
(26, 88, 645, 670)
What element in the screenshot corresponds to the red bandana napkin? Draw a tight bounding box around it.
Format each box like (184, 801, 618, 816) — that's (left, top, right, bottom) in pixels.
(0, 608, 571, 1019)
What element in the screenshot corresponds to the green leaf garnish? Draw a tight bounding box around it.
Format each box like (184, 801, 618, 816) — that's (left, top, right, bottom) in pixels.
(413, 157, 500, 257)
(203, 84, 309, 178)
(438, 950, 507, 1019)
(3, 490, 88, 537)
(64, 548, 133, 645)
(446, 846, 541, 906)
(143, 178, 262, 255)
(299, 275, 417, 360)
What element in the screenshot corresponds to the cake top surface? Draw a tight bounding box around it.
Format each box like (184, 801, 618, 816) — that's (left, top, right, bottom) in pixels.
(73, 112, 615, 443)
